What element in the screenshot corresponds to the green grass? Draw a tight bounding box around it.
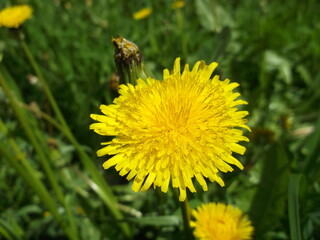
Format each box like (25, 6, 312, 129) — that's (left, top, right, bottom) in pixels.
(0, 0, 320, 239)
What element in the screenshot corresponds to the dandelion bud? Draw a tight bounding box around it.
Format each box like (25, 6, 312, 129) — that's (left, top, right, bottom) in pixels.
(112, 36, 147, 85)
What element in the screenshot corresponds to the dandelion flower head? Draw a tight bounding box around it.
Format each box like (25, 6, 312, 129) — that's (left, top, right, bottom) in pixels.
(172, 1, 185, 9)
(133, 7, 152, 20)
(190, 202, 254, 240)
(0, 5, 33, 28)
(90, 58, 249, 201)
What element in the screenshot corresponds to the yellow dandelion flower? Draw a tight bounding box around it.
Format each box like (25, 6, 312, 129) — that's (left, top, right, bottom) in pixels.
(43, 211, 51, 218)
(0, 5, 33, 28)
(133, 7, 152, 20)
(172, 1, 185, 9)
(190, 202, 254, 240)
(90, 58, 250, 201)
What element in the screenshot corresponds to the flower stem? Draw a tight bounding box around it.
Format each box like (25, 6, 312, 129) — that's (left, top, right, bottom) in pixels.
(20, 39, 68, 128)
(175, 7, 188, 60)
(0, 118, 78, 240)
(0, 121, 59, 218)
(19, 87, 132, 236)
(0, 72, 65, 204)
(180, 196, 194, 240)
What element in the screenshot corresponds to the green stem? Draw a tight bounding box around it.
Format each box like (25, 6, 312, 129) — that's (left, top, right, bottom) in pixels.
(0, 129, 77, 240)
(0, 226, 13, 240)
(180, 196, 193, 240)
(21, 100, 130, 234)
(65, 195, 79, 240)
(175, 9, 188, 60)
(113, 36, 147, 85)
(0, 73, 80, 239)
(20, 39, 69, 130)
(0, 73, 65, 204)
(303, 110, 320, 175)
(288, 174, 302, 240)
(20, 39, 131, 237)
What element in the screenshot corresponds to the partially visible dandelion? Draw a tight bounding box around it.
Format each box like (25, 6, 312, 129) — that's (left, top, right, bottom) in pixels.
(64, 2, 73, 10)
(172, 1, 185, 9)
(190, 202, 254, 240)
(76, 206, 85, 215)
(90, 58, 250, 201)
(0, 5, 33, 28)
(133, 7, 152, 20)
(43, 211, 51, 218)
(85, 0, 93, 7)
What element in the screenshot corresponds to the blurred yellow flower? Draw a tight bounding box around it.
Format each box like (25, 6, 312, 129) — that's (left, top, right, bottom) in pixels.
(43, 211, 51, 218)
(191, 202, 254, 240)
(90, 58, 249, 201)
(0, 5, 33, 28)
(172, 1, 185, 9)
(85, 0, 93, 7)
(64, 2, 73, 10)
(133, 7, 152, 20)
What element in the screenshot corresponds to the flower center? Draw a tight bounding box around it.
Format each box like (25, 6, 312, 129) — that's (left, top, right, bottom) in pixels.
(161, 96, 194, 131)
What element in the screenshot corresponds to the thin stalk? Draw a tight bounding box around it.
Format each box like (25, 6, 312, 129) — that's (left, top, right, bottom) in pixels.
(288, 174, 302, 240)
(20, 39, 69, 131)
(0, 120, 49, 190)
(0, 213, 23, 240)
(175, 8, 188, 60)
(0, 76, 78, 239)
(180, 198, 193, 240)
(20, 39, 131, 237)
(21, 99, 127, 227)
(0, 63, 53, 156)
(303, 110, 320, 175)
(0, 144, 77, 240)
(65, 195, 79, 240)
(0, 73, 65, 204)
(0, 224, 14, 240)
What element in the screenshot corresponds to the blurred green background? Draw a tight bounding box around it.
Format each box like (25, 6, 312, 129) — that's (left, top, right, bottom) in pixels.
(0, 0, 319, 239)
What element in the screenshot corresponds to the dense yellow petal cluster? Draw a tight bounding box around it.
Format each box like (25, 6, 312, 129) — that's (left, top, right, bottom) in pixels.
(90, 58, 249, 201)
(190, 202, 254, 240)
(133, 7, 152, 20)
(0, 5, 33, 28)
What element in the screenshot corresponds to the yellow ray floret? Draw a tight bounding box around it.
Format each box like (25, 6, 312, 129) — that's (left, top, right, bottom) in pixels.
(90, 58, 250, 201)
(0, 5, 33, 28)
(190, 202, 254, 240)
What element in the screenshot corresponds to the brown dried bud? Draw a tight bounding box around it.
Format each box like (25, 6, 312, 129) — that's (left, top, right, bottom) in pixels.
(112, 36, 147, 85)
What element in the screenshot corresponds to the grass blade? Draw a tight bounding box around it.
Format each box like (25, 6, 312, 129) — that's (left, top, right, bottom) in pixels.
(249, 143, 289, 238)
(288, 173, 302, 240)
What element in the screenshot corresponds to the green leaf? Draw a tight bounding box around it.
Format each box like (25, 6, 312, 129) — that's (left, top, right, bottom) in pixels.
(16, 205, 42, 217)
(195, 0, 232, 33)
(0, 226, 13, 240)
(303, 112, 320, 176)
(263, 50, 292, 84)
(249, 143, 289, 238)
(0, 218, 23, 240)
(128, 216, 180, 226)
(64, 195, 79, 240)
